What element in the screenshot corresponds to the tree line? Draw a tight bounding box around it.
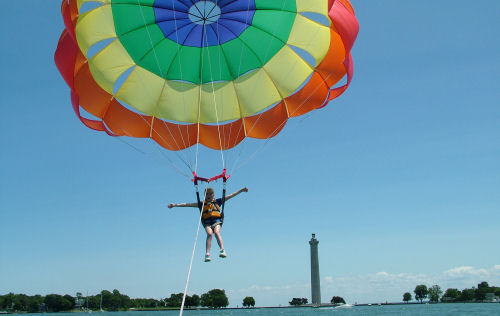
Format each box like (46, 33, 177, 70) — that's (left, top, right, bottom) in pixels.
(289, 296, 345, 306)
(0, 289, 237, 313)
(403, 281, 500, 303)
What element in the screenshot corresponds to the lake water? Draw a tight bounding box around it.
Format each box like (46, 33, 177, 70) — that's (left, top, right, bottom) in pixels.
(26, 303, 499, 316)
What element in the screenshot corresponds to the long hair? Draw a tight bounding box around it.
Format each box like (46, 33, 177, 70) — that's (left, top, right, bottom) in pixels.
(204, 187, 215, 201)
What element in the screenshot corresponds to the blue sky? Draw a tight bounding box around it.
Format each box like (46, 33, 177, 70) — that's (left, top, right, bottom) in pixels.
(1, 0, 499, 307)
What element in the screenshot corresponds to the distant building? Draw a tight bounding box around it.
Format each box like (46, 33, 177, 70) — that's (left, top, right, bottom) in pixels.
(485, 293, 499, 302)
(75, 296, 84, 309)
(440, 296, 455, 303)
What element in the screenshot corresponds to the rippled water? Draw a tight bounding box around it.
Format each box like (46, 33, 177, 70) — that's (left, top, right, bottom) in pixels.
(26, 303, 500, 316)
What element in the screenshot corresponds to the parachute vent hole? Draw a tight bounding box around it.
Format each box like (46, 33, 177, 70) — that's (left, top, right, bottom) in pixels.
(77, 105, 100, 123)
(113, 66, 136, 95)
(80, 1, 104, 14)
(87, 38, 114, 59)
(300, 12, 330, 27)
(289, 45, 316, 67)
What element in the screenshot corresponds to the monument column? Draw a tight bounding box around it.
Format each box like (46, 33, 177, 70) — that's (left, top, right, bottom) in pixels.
(309, 233, 321, 305)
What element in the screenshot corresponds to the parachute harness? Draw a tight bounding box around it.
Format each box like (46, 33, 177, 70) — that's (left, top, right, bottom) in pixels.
(192, 168, 230, 224)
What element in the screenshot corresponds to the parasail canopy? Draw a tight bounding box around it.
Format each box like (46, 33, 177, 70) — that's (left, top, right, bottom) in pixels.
(55, 0, 358, 152)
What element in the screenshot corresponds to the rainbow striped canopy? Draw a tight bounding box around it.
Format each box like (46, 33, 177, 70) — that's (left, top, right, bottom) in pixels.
(55, 0, 358, 151)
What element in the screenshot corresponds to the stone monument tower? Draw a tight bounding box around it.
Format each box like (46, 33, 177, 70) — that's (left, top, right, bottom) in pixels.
(309, 233, 321, 305)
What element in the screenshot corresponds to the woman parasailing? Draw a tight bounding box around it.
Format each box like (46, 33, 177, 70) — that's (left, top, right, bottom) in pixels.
(169, 186, 248, 262)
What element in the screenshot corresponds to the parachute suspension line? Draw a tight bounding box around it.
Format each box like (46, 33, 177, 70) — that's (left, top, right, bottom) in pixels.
(135, 0, 194, 173)
(214, 0, 231, 152)
(194, 23, 207, 173)
(232, 69, 334, 174)
(216, 0, 253, 167)
(231, 7, 328, 175)
(236, 0, 255, 78)
(115, 107, 193, 173)
(203, 20, 226, 171)
(102, 96, 190, 176)
(179, 181, 207, 316)
(239, 0, 296, 132)
(114, 131, 190, 178)
(237, 0, 288, 103)
(227, 0, 289, 176)
(227, 0, 261, 167)
(171, 0, 195, 169)
(152, 141, 192, 176)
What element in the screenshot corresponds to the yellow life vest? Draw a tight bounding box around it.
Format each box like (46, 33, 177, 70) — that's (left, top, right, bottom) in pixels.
(201, 201, 221, 220)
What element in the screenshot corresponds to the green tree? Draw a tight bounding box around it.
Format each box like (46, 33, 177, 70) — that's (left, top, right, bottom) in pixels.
(414, 285, 428, 303)
(27, 300, 40, 313)
(166, 293, 184, 307)
(27, 295, 44, 313)
(87, 294, 100, 310)
(63, 294, 75, 310)
(116, 289, 131, 310)
(403, 292, 412, 303)
(428, 285, 442, 303)
(242, 296, 255, 307)
(12, 294, 29, 311)
(185, 294, 200, 307)
(475, 281, 491, 302)
(457, 288, 475, 302)
(109, 292, 121, 311)
(0, 293, 14, 311)
(44, 294, 73, 312)
(98, 289, 130, 311)
(200, 289, 229, 309)
(442, 288, 460, 302)
(130, 298, 159, 308)
(101, 290, 119, 310)
(494, 288, 500, 297)
(289, 298, 307, 306)
(101, 290, 113, 310)
(331, 296, 346, 304)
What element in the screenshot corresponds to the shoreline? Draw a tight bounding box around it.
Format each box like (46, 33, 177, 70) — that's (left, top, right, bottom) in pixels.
(2, 302, 498, 314)
(130, 301, 499, 311)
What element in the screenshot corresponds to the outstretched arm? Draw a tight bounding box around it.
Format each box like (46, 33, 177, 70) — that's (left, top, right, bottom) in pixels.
(224, 187, 248, 202)
(168, 202, 199, 208)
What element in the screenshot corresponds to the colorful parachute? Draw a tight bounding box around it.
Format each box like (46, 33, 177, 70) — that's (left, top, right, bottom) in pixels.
(55, 0, 358, 151)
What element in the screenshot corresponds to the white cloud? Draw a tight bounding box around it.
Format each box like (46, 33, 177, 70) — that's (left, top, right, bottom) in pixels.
(230, 265, 500, 306)
(443, 266, 489, 278)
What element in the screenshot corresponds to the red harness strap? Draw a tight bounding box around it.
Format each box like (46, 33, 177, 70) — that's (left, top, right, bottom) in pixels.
(192, 168, 230, 184)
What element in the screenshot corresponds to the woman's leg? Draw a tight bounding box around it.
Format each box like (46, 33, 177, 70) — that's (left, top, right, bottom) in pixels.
(213, 224, 224, 251)
(205, 225, 213, 255)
